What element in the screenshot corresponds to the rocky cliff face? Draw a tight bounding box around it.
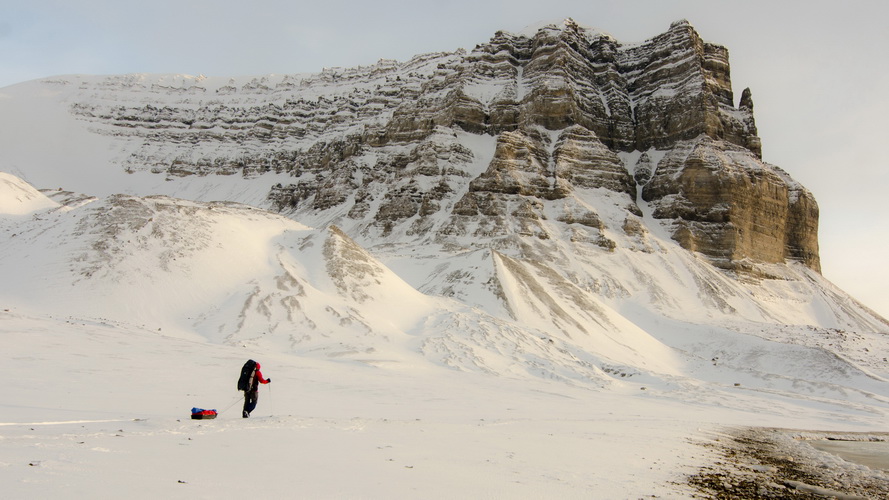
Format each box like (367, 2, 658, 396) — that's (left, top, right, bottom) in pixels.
(641, 137, 820, 273)
(403, 19, 761, 155)
(62, 19, 815, 275)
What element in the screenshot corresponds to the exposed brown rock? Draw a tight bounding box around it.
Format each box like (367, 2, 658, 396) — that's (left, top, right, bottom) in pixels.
(643, 137, 819, 271)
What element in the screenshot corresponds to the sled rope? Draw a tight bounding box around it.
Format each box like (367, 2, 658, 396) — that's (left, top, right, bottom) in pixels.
(218, 394, 243, 415)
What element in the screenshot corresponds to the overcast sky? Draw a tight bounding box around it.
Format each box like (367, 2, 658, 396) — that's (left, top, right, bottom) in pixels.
(2, 0, 888, 319)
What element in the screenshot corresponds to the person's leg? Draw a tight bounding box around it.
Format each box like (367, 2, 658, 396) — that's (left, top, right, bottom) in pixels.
(243, 390, 258, 417)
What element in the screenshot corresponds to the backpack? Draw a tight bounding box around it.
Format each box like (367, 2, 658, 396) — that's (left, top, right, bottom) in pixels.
(237, 359, 257, 391)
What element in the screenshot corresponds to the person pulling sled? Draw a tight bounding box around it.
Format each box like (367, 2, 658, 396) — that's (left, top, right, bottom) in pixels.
(237, 359, 270, 418)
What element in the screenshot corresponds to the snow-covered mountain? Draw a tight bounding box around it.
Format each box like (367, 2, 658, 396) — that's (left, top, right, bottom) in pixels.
(2, 19, 888, 498)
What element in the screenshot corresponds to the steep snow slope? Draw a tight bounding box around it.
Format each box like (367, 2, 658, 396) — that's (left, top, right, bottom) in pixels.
(0, 183, 690, 386)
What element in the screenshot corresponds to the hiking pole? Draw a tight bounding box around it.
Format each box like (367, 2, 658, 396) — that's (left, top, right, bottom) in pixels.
(268, 382, 273, 416)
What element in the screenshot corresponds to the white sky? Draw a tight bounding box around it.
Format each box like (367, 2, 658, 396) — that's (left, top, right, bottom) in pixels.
(2, 0, 888, 319)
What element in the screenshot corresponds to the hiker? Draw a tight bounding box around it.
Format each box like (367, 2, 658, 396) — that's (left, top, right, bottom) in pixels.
(238, 360, 271, 418)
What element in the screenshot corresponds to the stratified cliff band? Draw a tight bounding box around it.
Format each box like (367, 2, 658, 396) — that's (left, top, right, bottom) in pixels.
(67, 19, 819, 273)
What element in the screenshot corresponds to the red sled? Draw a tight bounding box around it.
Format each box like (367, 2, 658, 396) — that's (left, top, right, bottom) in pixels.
(190, 407, 218, 420)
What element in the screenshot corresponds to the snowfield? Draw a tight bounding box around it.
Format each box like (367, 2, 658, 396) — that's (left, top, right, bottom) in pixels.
(0, 311, 709, 499)
(2, 311, 886, 499)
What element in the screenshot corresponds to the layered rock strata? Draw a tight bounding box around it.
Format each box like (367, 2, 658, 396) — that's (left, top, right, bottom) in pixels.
(642, 138, 819, 272)
(64, 19, 816, 273)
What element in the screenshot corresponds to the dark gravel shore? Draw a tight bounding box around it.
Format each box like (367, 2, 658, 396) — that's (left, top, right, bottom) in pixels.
(687, 427, 889, 499)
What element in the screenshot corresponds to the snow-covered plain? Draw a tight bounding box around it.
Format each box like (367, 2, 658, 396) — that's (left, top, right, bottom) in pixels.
(1, 309, 886, 499)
